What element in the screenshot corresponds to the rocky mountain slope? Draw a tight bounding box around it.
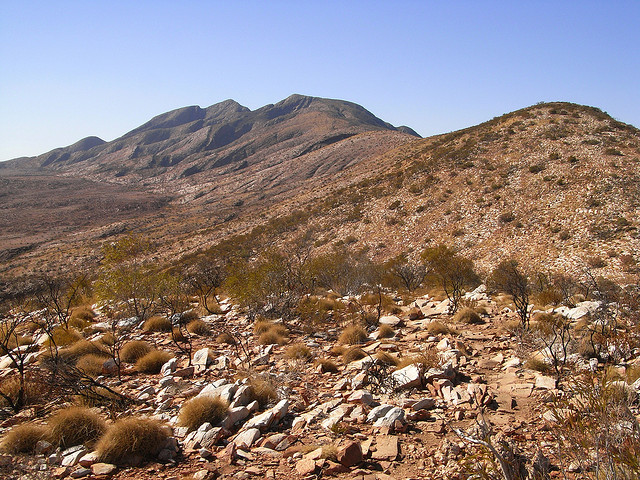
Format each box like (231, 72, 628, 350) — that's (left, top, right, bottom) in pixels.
(1, 99, 639, 282)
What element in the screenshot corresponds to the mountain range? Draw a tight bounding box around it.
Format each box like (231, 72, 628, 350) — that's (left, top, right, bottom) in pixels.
(1, 95, 639, 283)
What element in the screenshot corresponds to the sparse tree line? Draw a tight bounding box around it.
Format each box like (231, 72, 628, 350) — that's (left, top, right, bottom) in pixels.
(1, 231, 639, 477)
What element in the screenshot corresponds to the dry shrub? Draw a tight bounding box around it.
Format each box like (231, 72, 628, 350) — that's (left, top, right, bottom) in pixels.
(285, 343, 312, 361)
(0, 373, 49, 408)
(375, 351, 400, 366)
(179, 310, 199, 324)
(171, 327, 187, 343)
(0, 423, 46, 453)
(186, 319, 210, 336)
(320, 444, 338, 461)
(397, 348, 439, 370)
(71, 305, 96, 322)
(177, 396, 228, 432)
(315, 358, 339, 373)
(338, 325, 368, 345)
(143, 316, 172, 333)
(342, 347, 367, 363)
(215, 332, 235, 344)
(378, 324, 395, 339)
(46, 406, 106, 448)
(48, 326, 83, 346)
(426, 320, 450, 335)
(68, 317, 89, 330)
(453, 307, 483, 324)
(120, 340, 153, 363)
(135, 350, 172, 374)
(329, 345, 346, 357)
(95, 417, 170, 464)
(525, 356, 554, 374)
(258, 330, 287, 345)
(60, 340, 107, 363)
(76, 354, 110, 377)
(75, 386, 124, 408)
(500, 318, 522, 335)
(253, 318, 272, 335)
(247, 376, 278, 407)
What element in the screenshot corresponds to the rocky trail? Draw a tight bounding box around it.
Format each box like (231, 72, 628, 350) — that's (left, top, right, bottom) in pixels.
(0, 286, 635, 480)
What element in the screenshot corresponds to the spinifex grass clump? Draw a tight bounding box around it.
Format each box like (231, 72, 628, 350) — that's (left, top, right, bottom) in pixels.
(177, 396, 228, 432)
(338, 325, 368, 345)
(0, 423, 46, 453)
(46, 406, 106, 448)
(143, 316, 172, 333)
(120, 340, 153, 363)
(285, 343, 312, 361)
(135, 350, 173, 374)
(95, 417, 170, 464)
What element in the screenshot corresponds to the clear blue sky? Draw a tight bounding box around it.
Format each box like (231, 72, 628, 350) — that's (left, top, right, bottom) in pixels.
(1, 1, 638, 161)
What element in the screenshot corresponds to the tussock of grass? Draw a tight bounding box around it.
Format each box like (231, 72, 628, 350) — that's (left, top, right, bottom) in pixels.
(186, 319, 210, 336)
(76, 353, 110, 377)
(71, 305, 96, 322)
(179, 310, 199, 324)
(377, 324, 395, 339)
(68, 317, 90, 330)
(135, 350, 173, 374)
(375, 351, 400, 366)
(315, 358, 339, 373)
(330, 345, 346, 357)
(0, 374, 49, 408)
(453, 307, 483, 324)
(120, 340, 153, 363)
(342, 347, 367, 363)
(0, 423, 46, 453)
(171, 327, 187, 343)
(258, 330, 287, 345)
(215, 332, 235, 344)
(247, 376, 278, 407)
(95, 417, 170, 464)
(60, 340, 108, 363)
(47, 406, 106, 448)
(339, 325, 368, 345)
(396, 349, 439, 370)
(285, 343, 312, 361)
(177, 396, 228, 432)
(425, 320, 450, 335)
(75, 386, 124, 408)
(48, 327, 83, 347)
(143, 316, 172, 333)
(525, 356, 553, 374)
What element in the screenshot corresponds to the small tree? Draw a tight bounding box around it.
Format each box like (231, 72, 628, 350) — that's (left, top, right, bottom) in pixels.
(422, 245, 477, 314)
(34, 274, 86, 329)
(385, 253, 426, 293)
(0, 306, 40, 412)
(489, 259, 531, 329)
(96, 235, 161, 323)
(184, 256, 226, 314)
(226, 248, 310, 321)
(158, 274, 194, 365)
(532, 313, 573, 387)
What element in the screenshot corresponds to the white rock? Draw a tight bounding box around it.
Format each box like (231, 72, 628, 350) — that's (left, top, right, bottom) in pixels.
(233, 428, 261, 449)
(367, 404, 394, 423)
(379, 315, 402, 326)
(391, 364, 423, 389)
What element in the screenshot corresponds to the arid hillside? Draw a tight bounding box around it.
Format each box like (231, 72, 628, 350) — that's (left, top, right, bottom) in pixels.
(1, 99, 639, 283)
